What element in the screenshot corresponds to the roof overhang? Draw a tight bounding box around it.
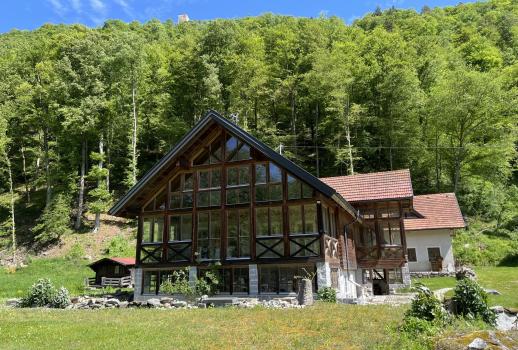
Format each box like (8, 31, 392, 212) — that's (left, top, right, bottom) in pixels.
(109, 110, 358, 219)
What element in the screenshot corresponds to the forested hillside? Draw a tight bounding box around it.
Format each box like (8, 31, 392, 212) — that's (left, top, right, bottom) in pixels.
(0, 0, 517, 255)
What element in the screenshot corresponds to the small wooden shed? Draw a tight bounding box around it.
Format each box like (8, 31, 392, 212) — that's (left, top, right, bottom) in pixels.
(87, 257, 136, 288)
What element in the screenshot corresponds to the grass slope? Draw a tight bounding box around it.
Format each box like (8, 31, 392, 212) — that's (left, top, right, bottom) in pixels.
(0, 258, 93, 298)
(413, 267, 518, 307)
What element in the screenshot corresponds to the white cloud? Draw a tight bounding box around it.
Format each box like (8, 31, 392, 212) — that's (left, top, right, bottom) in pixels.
(69, 0, 82, 13)
(89, 0, 106, 14)
(47, 0, 67, 16)
(113, 0, 134, 17)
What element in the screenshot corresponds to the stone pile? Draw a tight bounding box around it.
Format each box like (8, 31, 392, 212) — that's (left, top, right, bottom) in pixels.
(5, 295, 306, 310)
(409, 271, 456, 278)
(233, 297, 303, 309)
(456, 266, 477, 281)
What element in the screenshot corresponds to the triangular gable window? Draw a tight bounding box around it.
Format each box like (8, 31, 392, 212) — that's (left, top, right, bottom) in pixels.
(143, 188, 167, 211)
(287, 174, 313, 200)
(194, 138, 223, 166)
(225, 134, 251, 162)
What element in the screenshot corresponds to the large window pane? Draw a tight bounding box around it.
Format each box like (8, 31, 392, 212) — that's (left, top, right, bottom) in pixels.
(259, 267, 278, 293)
(270, 207, 283, 236)
(198, 211, 221, 260)
(304, 205, 317, 234)
(255, 208, 269, 236)
(287, 175, 301, 200)
(255, 164, 267, 184)
(142, 271, 158, 294)
(289, 206, 303, 234)
(269, 163, 282, 182)
(142, 218, 152, 242)
(233, 267, 249, 293)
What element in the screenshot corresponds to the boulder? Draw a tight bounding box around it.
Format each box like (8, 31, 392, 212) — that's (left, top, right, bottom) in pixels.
(456, 266, 477, 281)
(105, 298, 120, 307)
(505, 307, 518, 315)
(70, 297, 81, 304)
(147, 298, 162, 308)
(160, 297, 175, 304)
(172, 301, 187, 308)
(119, 301, 129, 309)
(484, 289, 501, 295)
(467, 338, 487, 350)
(491, 305, 505, 314)
(297, 278, 314, 306)
(5, 298, 20, 307)
(496, 312, 518, 331)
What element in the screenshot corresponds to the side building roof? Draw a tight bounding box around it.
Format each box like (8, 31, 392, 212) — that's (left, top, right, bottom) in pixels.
(404, 193, 466, 231)
(320, 169, 414, 203)
(109, 110, 358, 218)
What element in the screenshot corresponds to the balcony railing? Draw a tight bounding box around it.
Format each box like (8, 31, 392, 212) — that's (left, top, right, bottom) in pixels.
(323, 235, 339, 261)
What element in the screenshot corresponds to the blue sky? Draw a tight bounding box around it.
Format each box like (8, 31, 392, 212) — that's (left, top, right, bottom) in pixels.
(1, 0, 475, 33)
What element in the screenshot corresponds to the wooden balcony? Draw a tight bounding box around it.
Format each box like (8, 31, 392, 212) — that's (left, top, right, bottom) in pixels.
(356, 245, 405, 269)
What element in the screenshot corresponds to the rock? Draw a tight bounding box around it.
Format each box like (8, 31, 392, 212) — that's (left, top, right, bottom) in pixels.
(496, 312, 518, 331)
(147, 298, 162, 308)
(160, 297, 175, 304)
(467, 338, 487, 350)
(105, 298, 120, 307)
(491, 305, 505, 314)
(297, 278, 314, 306)
(70, 297, 81, 304)
(456, 266, 477, 281)
(484, 289, 501, 295)
(5, 298, 20, 307)
(119, 301, 128, 308)
(172, 301, 187, 308)
(197, 303, 207, 309)
(504, 307, 518, 315)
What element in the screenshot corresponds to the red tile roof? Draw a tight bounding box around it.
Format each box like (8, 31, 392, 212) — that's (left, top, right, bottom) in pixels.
(107, 257, 136, 266)
(404, 193, 465, 231)
(320, 169, 413, 202)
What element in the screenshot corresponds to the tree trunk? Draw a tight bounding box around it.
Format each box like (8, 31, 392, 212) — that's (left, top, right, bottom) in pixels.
(345, 97, 354, 175)
(44, 127, 52, 208)
(5, 152, 16, 266)
(315, 103, 319, 177)
(131, 79, 138, 186)
(93, 135, 104, 233)
(75, 138, 86, 230)
(21, 144, 30, 204)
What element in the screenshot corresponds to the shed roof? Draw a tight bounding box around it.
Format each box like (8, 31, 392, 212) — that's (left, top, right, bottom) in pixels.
(88, 257, 136, 268)
(320, 169, 413, 203)
(404, 193, 465, 231)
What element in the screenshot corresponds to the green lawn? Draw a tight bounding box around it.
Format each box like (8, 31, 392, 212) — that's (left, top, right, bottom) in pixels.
(413, 267, 518, 307)
(0, 304, 412, 350)
(0, 258, 93, 298)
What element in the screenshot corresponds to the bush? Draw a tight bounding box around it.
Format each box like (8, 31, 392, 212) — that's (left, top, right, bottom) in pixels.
(159, 267, 219, 301)
(51, 287, 71, 308)
(317, 287, 337, 303)
(406, 284, 447, 322)
(400, 316, 440, 337)
(20, 278, 56, 307)
(20, 278, 71, 309)
(452, 278, 496, 325)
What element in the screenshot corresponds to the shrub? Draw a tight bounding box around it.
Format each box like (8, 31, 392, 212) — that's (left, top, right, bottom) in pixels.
(400, 316, 439, 337)
(406, 284, 447, 322)
(20, 278, 56, 307)
(159, 267, 219, 301)
(452, 278, 496, 325)
(51, 287, 71, 308)
(317, 287, 337, 303)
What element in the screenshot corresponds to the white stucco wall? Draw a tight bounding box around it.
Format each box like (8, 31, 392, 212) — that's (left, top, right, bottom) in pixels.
(405, 229, 455, 272)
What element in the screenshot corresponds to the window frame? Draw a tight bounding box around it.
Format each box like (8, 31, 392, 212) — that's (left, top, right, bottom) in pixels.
(254, 162, 283, 203)
(407, 247, 417, 262)
(169, 172, 194, 209)
(226, 208, 251, 259)
(196, 210, 222, 261)
(196, 168, 222, 208)
(226, 165, 251, 205)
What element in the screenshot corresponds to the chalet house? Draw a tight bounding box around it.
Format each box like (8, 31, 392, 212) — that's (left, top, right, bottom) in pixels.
(109, 110, 465, 300)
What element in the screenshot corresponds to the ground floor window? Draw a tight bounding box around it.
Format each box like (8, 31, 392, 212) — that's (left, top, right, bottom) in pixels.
(198, 266, 249, 294)
(387, 268, 403, 284)
(259, 265, 316, 294)
(142, 271, 159, 294)
(407, 248, 417, 262)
